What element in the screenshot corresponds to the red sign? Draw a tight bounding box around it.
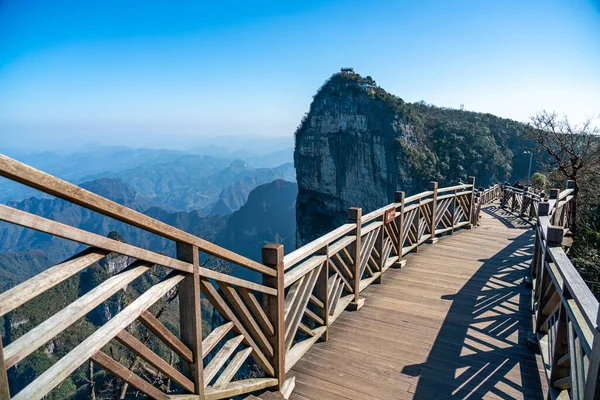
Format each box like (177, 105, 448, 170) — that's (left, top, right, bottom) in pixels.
(384, 208, 396, 224)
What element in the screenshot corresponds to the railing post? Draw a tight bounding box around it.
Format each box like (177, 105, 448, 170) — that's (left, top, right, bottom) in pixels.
(566, 179, 576, 232)
(394, 191, 406, 268)
(262, 244, 285, 391)
(374, 215, 384, 284)
(474, 192, 482, 226)
(450, 188, 457, 234)
(528, 191, 536, 220)
(348, 207, 364, 311)
(511, 188, 516, 211)
(519, 187, 528, 217)
(414, 198, 422, 252)
(547, 225, 564, 247)
(176, 243, 205, 396)
(585, 308, 600, 399)
(531, 203, 550, 295)
(467, 176, 475, 227)
(428, 182, 438, 243)
(546, 226, 570, 388)
(530, 203, 547, 286)
(549, 188, 559, 224)
(0, 340, 9, 399)
(315, 245, 329, 341)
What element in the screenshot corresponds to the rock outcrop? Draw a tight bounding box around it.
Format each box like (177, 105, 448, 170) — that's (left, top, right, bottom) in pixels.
(294, 71, 529, 245)
(294, 72, 422, 245)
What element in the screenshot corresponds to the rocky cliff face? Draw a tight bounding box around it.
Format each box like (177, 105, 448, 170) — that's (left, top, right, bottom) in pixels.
(294, 72, 422, 245)
(295, 71, 529, 245)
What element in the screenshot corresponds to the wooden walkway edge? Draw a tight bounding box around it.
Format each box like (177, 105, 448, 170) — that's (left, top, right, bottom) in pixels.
(288, 204, 548, 399)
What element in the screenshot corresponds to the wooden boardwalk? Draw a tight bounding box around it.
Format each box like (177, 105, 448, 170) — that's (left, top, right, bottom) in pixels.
(3, 156, 597, 399)
(288, 204, 548, 399)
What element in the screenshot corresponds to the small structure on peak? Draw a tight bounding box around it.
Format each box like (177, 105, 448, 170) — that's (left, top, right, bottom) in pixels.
(340, 67, 354, 73)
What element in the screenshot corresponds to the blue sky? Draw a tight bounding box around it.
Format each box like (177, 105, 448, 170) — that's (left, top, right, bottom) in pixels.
(1, 0, 599, 150)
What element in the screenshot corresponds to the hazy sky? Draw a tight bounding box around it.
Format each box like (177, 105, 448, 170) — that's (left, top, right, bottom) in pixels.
(1, 0, 599, 150)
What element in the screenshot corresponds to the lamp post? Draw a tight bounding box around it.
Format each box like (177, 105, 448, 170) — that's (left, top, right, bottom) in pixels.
(524, 150, 533, 187)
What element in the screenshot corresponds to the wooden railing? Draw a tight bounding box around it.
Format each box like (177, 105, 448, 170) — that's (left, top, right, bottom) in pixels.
(530, 186, 600, 399)
(502, 184, 545, 221)
(24, 151, 600, 399)
(473, 184, 502, 225)
(502, 181, 576, 230)
(0, 156, 503, 399)
(277, 178, 506, 377)
(5, 149, 598, 399)
(0, 155, 281, 400)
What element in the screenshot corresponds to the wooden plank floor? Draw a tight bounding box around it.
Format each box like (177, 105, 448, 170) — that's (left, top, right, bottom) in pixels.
(289, 204, 548, 400)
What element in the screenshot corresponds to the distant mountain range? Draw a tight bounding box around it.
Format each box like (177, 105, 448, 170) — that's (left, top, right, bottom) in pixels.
(0, 177, 297, 291)
(0, 146, 295, 213)
(210, 163, 296, 214)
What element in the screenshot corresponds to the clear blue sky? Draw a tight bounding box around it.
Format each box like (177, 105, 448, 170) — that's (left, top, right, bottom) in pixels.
(1, 0, 599, 150)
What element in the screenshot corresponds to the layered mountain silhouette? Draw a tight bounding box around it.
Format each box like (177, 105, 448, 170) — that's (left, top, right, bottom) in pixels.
(0, 177, 297, 291)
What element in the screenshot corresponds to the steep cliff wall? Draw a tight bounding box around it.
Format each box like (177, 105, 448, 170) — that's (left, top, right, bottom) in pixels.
(295, 71, 529, 245)
(294, 73, 424, 245)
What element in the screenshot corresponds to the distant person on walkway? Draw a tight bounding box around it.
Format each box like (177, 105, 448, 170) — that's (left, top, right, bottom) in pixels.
(513, 180, 525, 189)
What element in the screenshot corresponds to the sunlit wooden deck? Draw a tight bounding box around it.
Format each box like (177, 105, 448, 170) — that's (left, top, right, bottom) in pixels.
(288, 204, 547, 399)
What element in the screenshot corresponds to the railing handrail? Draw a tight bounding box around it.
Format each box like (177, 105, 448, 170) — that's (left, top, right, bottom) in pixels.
(284, 183, 478, 272)
(283, 223, 356, 269)
(0, 154, 273, 277)
(13, 152, 596, 400)
(522, 180, 600, 399)
(0, 154, 283, 399)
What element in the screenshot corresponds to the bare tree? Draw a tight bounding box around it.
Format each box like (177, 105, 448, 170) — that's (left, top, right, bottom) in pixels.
(529, 111, 600, 230)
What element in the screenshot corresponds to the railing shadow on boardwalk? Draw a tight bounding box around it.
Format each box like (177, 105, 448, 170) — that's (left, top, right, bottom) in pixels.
(482, 205, 532, 230)
(402, 228, 545, 399)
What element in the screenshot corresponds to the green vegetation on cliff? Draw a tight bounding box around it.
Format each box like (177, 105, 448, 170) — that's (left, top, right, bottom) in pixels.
(297, 71, 531, 188)
(294, 71, 533, 244)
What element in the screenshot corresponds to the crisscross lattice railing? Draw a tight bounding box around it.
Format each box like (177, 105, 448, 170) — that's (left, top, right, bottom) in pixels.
(0, 154, 281, 399)
(278, 179, 503, 376)
(502, 180, 600, 399)
(4, 151, 597, 400)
